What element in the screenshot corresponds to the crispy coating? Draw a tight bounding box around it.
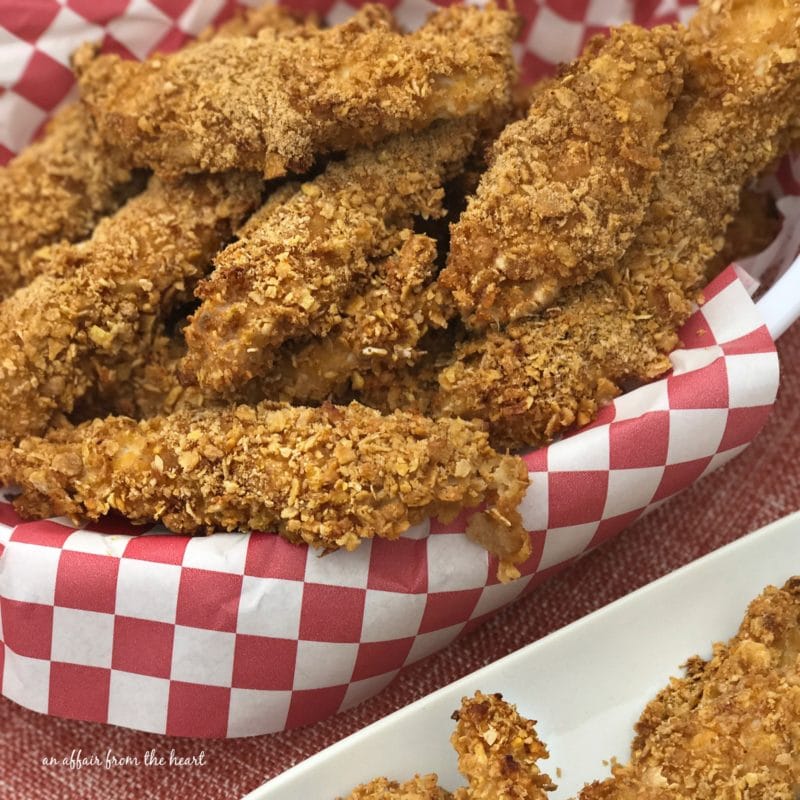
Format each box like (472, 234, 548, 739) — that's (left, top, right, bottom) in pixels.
(705, 187, 781, 280)
(342, 775, 452, 800)
(0, 3, 301, 299)
(75, 4, 518, 178)
(431, 280, 674, 450)
(72, 323, 208, 423)
(617, 0, 800, 326)
(579, 577, 800, 799)
(6, 402, 531, 580)
(451, 692, 555, 800)
(341, 692, 554, 800)
(440, 24, 686, 328)
(260, 234, 449, 403)
(181, 119, 480, 394)
(0, 103, 134, 296)
(195, 2, 315, 41)
(0, 173, 261, 441)
(426, 0, 800, 450)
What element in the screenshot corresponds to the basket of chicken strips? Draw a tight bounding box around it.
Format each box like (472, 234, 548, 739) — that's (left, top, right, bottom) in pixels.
(0, 0, 797, 736)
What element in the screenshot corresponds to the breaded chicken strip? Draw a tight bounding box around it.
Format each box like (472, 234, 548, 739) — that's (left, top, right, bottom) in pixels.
(341, 693, 554, 800)
(72, 323, 207, 423)
(428, 0, 800, 449)
(439, 25, 686, 328)
(343, 775, 452, 800)
(451, 692, 555, 800)
(0, 173, 261, 441)
(0, 4, 303, 298)
(431, 282, 674, 450)
(6, 402, 531, 580)
(260, 234, 449, 404)
(0, 103, 134, 296)
(579, 578, 800, 799)
(181, 119, 480, 394)
(195, 2, 314, 41)
(75, 4, 517, 179)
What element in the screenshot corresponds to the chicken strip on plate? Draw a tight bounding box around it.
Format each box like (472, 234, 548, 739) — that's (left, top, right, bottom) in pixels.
(579, 577, 800, 799)
(341, 692, 554, 799)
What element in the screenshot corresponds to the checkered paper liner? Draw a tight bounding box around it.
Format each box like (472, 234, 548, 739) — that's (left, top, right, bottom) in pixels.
(0, 0, 796, 737)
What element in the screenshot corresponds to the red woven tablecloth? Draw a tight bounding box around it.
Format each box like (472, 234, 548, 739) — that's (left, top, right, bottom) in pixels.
(1, 320, 797, 798)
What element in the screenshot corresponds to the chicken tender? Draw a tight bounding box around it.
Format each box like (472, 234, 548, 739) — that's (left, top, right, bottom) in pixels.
(181, 119, 480, 394)
(260, 234, 449, 404)
(439, 24, 686, 328)
(75, 4, 517, 178)
(0, 103, 135, 296)
(72, 322, 207, 423)
(0, 173, 261, 441)
(344, 775, 452, 800)
(451, 692, 555, 800)
(579, 578, 800, 799)
(428, 0, 800, 449)
(6, 402, 531, 581)
(431, 281, 674, 451)
(341, 693, 554, 800)
(0, 4, 305, 298)
(195, 2, 314, 41)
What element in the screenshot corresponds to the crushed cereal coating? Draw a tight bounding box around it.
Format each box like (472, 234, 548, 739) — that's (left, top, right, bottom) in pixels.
(424, 0, 800, 449)
(441, 24, 686, 328)
(579, 578, 800, 799)
(342, 774, 452, 800)
(75, 4, 517, 178)
(7, 401, 531, 581)
(181, 119, 481, 394)
(0, 103, 135, 296)
(261, 234, 450, 403)
(340, 692, 554, 800)
(0, 173, 261, 440)
(451, 692, 556, 800)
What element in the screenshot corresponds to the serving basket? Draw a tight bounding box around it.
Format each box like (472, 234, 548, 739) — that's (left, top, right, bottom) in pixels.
(0, 0, 799, 738)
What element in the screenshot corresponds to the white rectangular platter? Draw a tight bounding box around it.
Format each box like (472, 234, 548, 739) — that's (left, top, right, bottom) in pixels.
(248, 510, 800, 799)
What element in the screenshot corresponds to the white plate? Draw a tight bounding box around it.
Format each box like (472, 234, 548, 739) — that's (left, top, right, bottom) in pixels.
(248, 510, 800, 800)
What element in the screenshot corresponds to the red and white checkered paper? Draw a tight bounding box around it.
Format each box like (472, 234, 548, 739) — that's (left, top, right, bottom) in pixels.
(0, 0, 796, 737)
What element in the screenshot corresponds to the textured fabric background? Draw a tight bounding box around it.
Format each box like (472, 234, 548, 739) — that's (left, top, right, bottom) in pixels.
(1, 320, 797, 799)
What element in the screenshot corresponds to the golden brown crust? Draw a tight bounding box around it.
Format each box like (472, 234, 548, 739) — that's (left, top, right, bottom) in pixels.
(7, 401, 531, 580)
(440, 24, 686, 328)
(451, 692, 555, 800)
(0, 4, 302, 300)
(579, 578, 800, 799)
(341, 692, 554, 800)
(430, 279, 674, 451)
(341, 774, 452, 800)
(72, 323, 208, 423)
(420, 1, 800, 450)
(76, 4, 518, 178)
(259, 233, 449, 404)
(0, 103, 135, 296)
(0, 173, 261, 441)
(180, 119, 480, 394)
(195, 3, 316, 42)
